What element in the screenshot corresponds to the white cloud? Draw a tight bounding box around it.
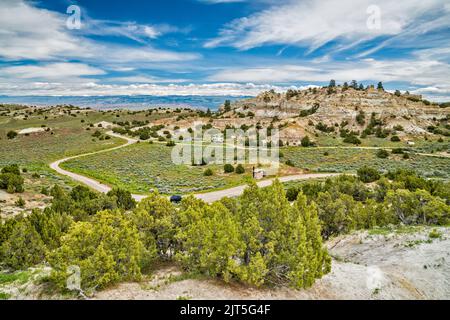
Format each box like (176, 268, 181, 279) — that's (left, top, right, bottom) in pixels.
(106, 76, 188, 84)
(209, 58, 450, 89)
(0, 0, 199, 63)
(0, 0, 85, 60)
(0, 81, 302, 97)
(205, 0, 449, 53)
(81, 18, 189, 43)
(0, 63, 105, 80)
(199, 0, 246, 4)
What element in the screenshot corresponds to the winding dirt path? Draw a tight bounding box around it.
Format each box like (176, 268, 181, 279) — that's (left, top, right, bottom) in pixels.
(50, 132, 146, 201)
(49, 132, 341, 202)
(195, 173, 341, 203)
(50, 131, 448, 203)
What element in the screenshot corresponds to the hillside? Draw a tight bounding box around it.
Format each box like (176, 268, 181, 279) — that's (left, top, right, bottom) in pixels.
(218, 86, 450, 145)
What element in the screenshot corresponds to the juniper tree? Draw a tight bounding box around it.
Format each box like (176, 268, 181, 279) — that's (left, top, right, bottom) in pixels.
(291, 192, 331, 287)
(0, 220, 46, 270)
(48, 210, 144, 292)
(132, 192, 176, 260)
(175, 202, 243, 282)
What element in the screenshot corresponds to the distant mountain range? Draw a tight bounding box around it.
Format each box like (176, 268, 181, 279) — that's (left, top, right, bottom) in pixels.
(0, 95, 250, 111)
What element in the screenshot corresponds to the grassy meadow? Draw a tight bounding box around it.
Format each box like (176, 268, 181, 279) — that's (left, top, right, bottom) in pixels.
(282, 146, 450, 179)
(61, 142, 254, 195)
(0, 106, 188, 193)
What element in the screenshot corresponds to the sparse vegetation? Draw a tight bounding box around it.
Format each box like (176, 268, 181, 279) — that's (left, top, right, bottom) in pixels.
(0, 93, 449, 300)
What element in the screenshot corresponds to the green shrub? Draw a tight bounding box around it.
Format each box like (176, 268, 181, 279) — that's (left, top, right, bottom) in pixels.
(204, 168, 214, 176)
(0, 220, 46, 270)
(235, 164, 245, 174)
(285, 160, 295, 167)
(343, 135, 362, 145)
(6, 131, 17, 139)
(224, 164, 235, 173)
(392, 148, 404, 154)
(107, 188, 136, 210)
(376, 149, 390, 159)
(356, 111, 366, 125)
(92, 130, 102, 138)
(176, 182, 331, 289)
(1, 164, 20, 175)
(15, 197, 25, 207)
(357, 166, 381, 183)
(391, 135, 401, 142)
(301, 136, 313, 147)
(48, 210, 144, 292)
(429, 229, 442, 239)
(0, 173, 24, 193)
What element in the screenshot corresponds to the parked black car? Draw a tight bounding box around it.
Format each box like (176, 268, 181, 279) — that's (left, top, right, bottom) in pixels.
(170, 195, 182, 203)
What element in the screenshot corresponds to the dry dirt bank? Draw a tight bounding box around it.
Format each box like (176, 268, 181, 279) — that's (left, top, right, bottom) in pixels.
(93, 226, 450, 300)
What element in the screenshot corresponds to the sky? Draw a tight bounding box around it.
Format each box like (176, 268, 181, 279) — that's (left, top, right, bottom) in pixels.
(0, 0, 450, 100)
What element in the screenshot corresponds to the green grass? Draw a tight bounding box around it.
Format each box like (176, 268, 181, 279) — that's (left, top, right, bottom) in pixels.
(368, 225, 424, 236)
(62, 142, 253, 195)
(0, 292, 11, 300)
(0, 107, 180, 194)
(313, 132, 449, 150)
(0, 271, 32, 285)
(282, 147, 450, 179)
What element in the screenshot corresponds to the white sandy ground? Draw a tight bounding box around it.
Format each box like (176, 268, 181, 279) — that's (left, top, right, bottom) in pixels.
(2, 226, 448, 300)
(91, 227, 450, 300)
(94, 121, 116, 128)
(17, 127, 45, 134)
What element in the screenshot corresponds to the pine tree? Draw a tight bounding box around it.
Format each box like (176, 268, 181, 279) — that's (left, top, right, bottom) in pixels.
(236, 180, 331, 288)
(293, 193, 331, 286)
(132, 191, 175, 260)
(107, 188, 136, 210)
(0, 220, 46, 270)
(28, 208, 73, 250)
(224, 100, 231, 112)
(48, 210, 144, 292)
(175, 202, 243, 281)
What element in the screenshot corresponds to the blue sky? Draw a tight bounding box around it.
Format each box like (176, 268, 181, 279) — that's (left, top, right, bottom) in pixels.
(0, 0, 450, 100)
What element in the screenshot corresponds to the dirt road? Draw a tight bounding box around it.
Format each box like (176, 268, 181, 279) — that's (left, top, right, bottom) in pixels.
(49, 132, 341, 202)
(50, 131, 445, 203)
(195, 173, 341, 203)
(49, 132, 147, 201)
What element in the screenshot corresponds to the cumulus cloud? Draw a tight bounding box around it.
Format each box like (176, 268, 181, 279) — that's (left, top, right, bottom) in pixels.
(0, 0, 198, 62)
(209, 58, 450, 88)
(0, 63, 105, 80)
(0, 81, 303, 97)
